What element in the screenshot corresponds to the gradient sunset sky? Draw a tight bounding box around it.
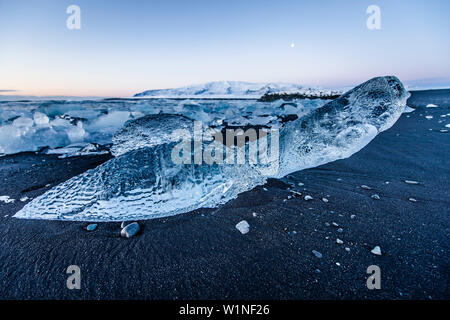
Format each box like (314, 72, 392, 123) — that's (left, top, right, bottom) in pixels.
(1, 0, 449, 97)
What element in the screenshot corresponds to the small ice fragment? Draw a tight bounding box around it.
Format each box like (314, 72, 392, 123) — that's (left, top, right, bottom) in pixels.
(0, 196, 14, 204)
(86, 224, 97, 231)
(404, 180, 419, 185)
(322, 198, 329, 203)
(408, 198, 417, 202)
(332, 222, 339, 227)
(336, 262, 341, 266)
(361, 185, 372, 190)
(236, 220, 250, 234)
(440, 129, 448, 133)
(425, 115, 433, 119)
(312, 250, 323, 258)
(426, 104, 438, 108)
(304, 195, 313, 201)
(263, 187, 268, 191)
(291, 191, 302, 197)
(371, 246, 382, 256)
(345, 247, 350, 252)
(337, 228, 343, 233)
(371, 194, 380, 200)
(336, 239, 344, 244)
(298, 182, 304, 186)
(350, 215, 356, 219)
(252, 212, 258, 217)
(385, 181, 390, 184)
(20, 196, 29, 202)
(120, 222, 140, 238)
(446, 124, 450, 128)
(337, 178, 342, 181)
(403, 106, 415, 113)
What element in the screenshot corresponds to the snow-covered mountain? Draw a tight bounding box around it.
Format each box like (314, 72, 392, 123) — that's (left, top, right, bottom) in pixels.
(134, 81, 339, 98)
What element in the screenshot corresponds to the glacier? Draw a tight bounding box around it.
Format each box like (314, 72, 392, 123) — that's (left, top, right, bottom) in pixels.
(14, 76, 409, 221)
(134, 81, 343, 99)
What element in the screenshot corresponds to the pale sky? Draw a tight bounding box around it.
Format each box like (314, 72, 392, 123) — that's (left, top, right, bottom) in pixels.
(1, 0, 449, 97)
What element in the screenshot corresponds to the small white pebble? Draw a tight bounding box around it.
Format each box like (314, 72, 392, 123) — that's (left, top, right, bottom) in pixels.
(236, 220, 250, 234)
(304, 195, 313, 201)
(371, 246, 382, 256)
(312, 250, 323, 258)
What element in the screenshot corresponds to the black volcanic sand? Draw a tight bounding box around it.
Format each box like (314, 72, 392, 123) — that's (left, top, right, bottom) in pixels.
(0, 90, 449, 299)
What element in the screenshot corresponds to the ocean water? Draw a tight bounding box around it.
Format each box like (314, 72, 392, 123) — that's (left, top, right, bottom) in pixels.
(0, 97, 327, 156)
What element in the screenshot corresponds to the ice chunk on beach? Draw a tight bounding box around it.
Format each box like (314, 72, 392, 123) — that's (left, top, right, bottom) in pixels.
(0, 196, 15, 204)
(15, 76, 409, 221)
(403, 106, 415, 113)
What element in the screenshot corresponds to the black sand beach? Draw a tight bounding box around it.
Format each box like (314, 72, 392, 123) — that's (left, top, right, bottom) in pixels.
(0, 90, 448, 300)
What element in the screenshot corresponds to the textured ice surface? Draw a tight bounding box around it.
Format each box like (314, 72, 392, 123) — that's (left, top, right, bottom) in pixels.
(111, 114, 194, 156)
(14, 77, 409, 221)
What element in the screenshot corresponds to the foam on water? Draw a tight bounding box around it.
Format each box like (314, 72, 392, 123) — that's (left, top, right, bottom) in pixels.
(13, 77, 409, 221)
